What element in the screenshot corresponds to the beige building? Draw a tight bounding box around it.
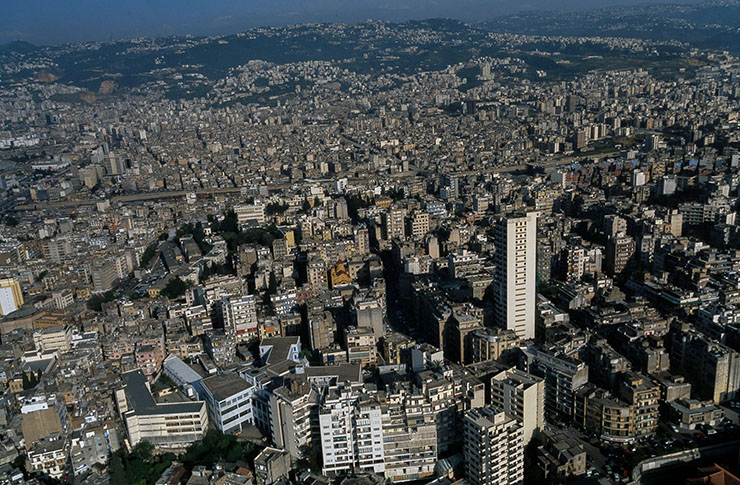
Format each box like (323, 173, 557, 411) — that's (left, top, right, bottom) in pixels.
(0, 277, 23, 316)
(470, 328, 520, 363)
(618, 373, 660, 438)
(492, 212, 538, 339)
(463, 406, 524, 485)
(33, 324, 72, 353)
(346, 326, 377, 366)
(410, 211, 430, 239)
(116, 370, 208, 449)
(490, 367, 545, 445)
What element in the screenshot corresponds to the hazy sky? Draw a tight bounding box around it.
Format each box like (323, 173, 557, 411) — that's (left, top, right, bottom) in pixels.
(1, 0, 698, 45)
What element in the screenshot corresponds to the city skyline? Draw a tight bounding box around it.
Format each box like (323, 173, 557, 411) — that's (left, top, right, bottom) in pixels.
(2, 1, 740, 484)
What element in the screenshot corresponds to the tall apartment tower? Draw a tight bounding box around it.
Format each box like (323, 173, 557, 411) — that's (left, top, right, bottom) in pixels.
(490, 367, 545, 445)
(492, 212, 538, 339)
(463, 407, 524, 485)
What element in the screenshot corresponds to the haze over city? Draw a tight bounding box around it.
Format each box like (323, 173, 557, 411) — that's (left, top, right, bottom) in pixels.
(2, 0, 701, 44)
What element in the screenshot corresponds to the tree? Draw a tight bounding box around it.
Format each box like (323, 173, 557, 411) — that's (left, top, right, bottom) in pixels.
(130, 441, 154, 463)
(140, 243, 158, 267)
(160, 277, 190, 299)
(109, 452, 127, 485)
(200, 262, 211, 282)
(180, 430, 254, 469)
(88, 294, 106, 312)
(21, 372, 31, 390)
(301, 198, 311, 213)
(265, 202, 289, 216)
(219, 209, 239, 234)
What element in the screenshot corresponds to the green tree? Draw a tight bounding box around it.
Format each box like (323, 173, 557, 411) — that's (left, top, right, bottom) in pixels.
(21, 372, 31, 390)
(130, 441, 154, 463)
(265, 202, 289, 215)
(109, 452, 127, 485)
(160, 277, 190, 299)
(301, 198, 311, 213)
(140, 243, 158, 267)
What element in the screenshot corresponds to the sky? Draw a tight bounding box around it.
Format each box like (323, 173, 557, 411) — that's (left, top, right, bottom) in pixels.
(1, 0, 699, 46)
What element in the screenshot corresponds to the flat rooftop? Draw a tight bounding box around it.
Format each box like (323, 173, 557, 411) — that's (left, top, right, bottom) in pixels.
(122, 370, 203, 416)
(200, 373, 252, 402)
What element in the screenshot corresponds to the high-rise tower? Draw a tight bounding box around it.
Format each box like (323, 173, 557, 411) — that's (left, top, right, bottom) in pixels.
(492, 212, 538, 339)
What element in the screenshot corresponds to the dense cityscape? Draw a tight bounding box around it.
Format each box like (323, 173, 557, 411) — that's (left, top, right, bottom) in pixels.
(1, 2, 740, 484)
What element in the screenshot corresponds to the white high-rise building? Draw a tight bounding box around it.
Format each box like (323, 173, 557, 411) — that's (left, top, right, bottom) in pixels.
(319, 385, 385, 476)
(463, 407, 524, 485)
(221, 295, 258, 341)
(492, 212, 538, 339)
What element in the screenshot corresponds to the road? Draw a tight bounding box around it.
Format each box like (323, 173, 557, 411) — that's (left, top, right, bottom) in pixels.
(13, 187, 244, 211)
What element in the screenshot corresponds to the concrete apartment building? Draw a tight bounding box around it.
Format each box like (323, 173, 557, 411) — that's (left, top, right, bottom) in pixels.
(221, 294, 258, 341)
(490, 367, 545, 444)
(520, 347, 589, 418)
(493, 212, 538, 339)
(319, 385, 385, 476)
(463, 406, 524, 485)
(345, 326, 377, 366)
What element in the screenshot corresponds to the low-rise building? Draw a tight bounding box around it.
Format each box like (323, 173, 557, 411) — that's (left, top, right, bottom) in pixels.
(116, 370, 208, 450)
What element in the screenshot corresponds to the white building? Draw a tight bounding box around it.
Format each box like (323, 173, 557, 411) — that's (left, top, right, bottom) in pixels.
(463, 407, 524, 485)
(0, 277, 23, 316)
(33, 324, 73, 353)
(198, 373, 255, 434)
(493, 212, 538, 339)
(222, 294, 258, 341)
(319, 385, 385, 476)
(28, 438, 68, 480)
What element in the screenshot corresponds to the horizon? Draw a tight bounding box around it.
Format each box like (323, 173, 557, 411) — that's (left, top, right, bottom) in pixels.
(1, 0, 702, 46)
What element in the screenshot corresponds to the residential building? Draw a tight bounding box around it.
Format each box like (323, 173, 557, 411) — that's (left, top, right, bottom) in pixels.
(492, 212, 538, 339)
(463, 406, 524, 485)
(489, 368, 545, 444)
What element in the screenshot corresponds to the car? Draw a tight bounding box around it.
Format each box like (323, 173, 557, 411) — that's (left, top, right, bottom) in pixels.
(708, 429, 717, 435)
